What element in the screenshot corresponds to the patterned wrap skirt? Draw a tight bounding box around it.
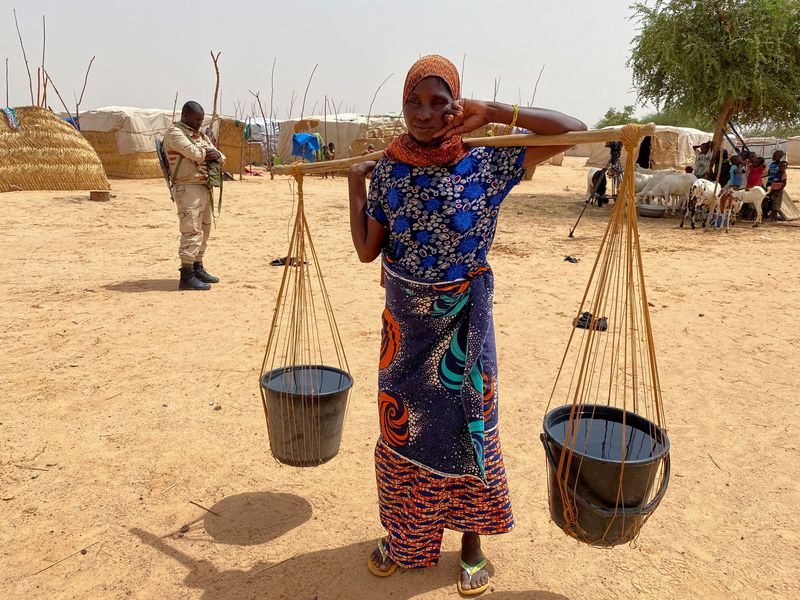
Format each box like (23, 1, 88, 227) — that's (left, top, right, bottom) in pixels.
(375, 262, 513, 568)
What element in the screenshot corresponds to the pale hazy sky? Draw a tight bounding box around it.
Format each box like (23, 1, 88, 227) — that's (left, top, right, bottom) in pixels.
(2, 1, 643, 126)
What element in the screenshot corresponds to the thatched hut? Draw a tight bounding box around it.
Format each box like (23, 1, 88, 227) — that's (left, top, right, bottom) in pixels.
(217, 117, 248, 174)
(0, 106, 109, 193)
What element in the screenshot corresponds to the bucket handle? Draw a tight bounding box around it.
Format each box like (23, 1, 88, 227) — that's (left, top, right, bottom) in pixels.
(539, 432, 671, 517)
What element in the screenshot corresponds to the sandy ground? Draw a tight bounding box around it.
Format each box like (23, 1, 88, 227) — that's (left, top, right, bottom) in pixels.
(2, 156, 799, 600)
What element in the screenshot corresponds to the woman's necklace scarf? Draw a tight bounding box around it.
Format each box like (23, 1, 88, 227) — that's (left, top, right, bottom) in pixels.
(385, 133, 468, 167)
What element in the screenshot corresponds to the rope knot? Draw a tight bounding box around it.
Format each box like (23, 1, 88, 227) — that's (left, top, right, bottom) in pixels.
(621, 123, 644, 151)
(291, 161, 304, 183)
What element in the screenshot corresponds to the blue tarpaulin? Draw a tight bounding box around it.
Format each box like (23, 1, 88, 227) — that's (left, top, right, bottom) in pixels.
(292, 132, 320, 162)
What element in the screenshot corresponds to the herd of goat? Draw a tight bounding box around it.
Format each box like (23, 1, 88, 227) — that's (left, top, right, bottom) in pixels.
(586, 166, 769, 230)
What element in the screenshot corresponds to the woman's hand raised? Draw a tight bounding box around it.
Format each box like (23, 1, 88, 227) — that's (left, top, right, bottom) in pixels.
(434, 100, 492, 139)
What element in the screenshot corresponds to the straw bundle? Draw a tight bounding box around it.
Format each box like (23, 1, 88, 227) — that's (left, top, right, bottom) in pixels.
(217, 118, 246, 174)
(82, 130, 162, 179)
(0, 106, 110, 193)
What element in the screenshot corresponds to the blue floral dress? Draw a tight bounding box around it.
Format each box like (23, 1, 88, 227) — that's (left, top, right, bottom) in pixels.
(366, 146, 527, 282)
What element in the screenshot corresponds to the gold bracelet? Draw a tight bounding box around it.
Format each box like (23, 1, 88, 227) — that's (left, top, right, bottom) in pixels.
(509, 103, 519, 130)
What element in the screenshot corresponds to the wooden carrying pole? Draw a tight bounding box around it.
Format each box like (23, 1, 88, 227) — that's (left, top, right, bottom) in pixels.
(272, 124, 656, 175)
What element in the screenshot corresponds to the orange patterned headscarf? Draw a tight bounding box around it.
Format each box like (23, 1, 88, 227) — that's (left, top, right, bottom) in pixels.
(385, 55, 469, 167)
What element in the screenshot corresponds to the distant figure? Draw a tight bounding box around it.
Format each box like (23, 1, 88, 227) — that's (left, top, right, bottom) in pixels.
(162, 101, 225, 291)
(323, 142, 336, 179)
(692, 142, 712, 179)
(362, 143, 376, 156)
(767, 161, 788, 221)
(746, 156, 766, 189)
(729, 155, 747, 190)
(711, 149, 730, 186)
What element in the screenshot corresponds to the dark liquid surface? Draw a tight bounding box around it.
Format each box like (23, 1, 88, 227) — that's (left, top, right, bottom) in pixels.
(263, 366, 352, 396)
(549, 416, 664, 462)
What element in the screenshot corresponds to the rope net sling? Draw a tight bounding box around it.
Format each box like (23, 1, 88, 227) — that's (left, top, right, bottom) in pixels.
(259, 165, 350, 466)
(544, 123, 670, 546)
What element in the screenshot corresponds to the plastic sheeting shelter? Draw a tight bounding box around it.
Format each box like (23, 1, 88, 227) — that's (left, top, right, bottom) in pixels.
(292, 133, 321, 161)
(276, 113, 404, 162)
(586, 125, 711, 170)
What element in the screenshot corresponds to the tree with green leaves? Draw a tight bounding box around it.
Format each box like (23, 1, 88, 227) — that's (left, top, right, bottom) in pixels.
(629, 0, 800, 152)
(595, 105, 637, 128)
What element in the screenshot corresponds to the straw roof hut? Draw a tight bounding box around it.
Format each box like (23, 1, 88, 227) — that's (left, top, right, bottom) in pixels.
(217, 117, 249, 174)
(0, 106, 109, 193)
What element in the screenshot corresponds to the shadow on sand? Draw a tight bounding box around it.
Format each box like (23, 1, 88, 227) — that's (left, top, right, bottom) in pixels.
(103, 279, 178, 293)
(131, 489, 569, 600)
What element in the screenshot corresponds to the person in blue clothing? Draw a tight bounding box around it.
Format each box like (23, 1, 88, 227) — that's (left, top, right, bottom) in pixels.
(347, 54, 585, 596)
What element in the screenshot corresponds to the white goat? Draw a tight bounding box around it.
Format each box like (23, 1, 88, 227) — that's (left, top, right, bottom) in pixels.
(730, 187, 769, 227)
(681, 179, 718, 229)
(637, 173, 697, 214)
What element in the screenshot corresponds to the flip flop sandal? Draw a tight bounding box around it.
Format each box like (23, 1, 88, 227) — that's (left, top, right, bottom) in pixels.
(367, 538, 399, 578)
(457, 558, 490, 597)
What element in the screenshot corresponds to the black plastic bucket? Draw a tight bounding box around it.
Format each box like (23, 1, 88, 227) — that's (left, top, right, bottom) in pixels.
(541, 404, 670, 546)
(260, 365, 353, 467)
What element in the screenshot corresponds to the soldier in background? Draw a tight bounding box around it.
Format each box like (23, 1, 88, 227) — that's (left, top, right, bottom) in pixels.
(162, 101, 225, 291)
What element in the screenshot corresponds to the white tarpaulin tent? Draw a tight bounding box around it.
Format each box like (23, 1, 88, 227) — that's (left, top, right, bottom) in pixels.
(586, 125, 712, 170)
(787, 136, 800, 166)
(77, 106, 175, 154)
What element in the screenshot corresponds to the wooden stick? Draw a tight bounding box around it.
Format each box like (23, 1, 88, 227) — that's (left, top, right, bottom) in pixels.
(366, 73, 392, 129)
(40, 15, 46, 107)
(14, 464, 50, 471)
(529, 64, 545, 106)
(171, 91, 178, 122)
(4, 58, 8, 106)
(13, 9, 34, 105)
(210, 51, 221, 119)
(32, 542, 99, 576)
(189, 500, 221, 517)
(43, 70, 74, 126)
(74, 56, 95, 130)
(272, 124, 656, 175)
(160, 480, 182, 494)
(299, 63, 318, 120)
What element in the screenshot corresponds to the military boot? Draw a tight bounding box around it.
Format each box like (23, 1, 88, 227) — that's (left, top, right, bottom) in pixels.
(193, 262, 220, 284)
(179, 265, 211, 291)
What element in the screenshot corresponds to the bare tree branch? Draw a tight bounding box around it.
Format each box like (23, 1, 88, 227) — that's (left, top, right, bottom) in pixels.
(269, 57, 276, 123)
(288, 89, 296, 119)
(249, 89, 273, 177)
(40, 14, 46, 107)
(299, 63, 318, 120)
(460, 53, 466, 92)
(366, 73, 393, 128)
(171, 91, 178, 121)
(529, 65, 545, 106)
(210, 51, 221, 118)
(13, 9, 34, 105)
(74, 56, 95, 129)
(42, 70, 74, 126)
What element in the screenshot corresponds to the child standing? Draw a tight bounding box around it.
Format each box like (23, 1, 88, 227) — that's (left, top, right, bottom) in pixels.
(746, 156, 767, 189)
(767, 161, 788, 221)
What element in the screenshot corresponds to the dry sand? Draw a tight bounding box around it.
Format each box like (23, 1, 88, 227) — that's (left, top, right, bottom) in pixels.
(2, 157, 799, 599)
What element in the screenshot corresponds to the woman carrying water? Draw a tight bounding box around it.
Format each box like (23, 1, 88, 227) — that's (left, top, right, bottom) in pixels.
(348, 55, 586, 596)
